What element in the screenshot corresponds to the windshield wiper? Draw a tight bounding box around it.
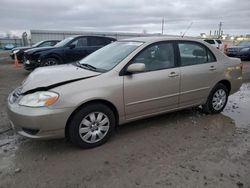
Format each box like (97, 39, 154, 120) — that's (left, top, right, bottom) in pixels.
(75, 62, 96, 70)
(74, 62, 107, 73)
(80, 63, 97, 70)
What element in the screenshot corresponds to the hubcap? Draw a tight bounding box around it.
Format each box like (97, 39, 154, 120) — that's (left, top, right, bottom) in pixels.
(212, 89, 227, 111)
(43, 59, 57, 66)
(79, 112, 110, 143)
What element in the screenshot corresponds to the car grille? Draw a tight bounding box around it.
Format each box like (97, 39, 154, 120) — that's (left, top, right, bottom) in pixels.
(9, 87, 22, 103)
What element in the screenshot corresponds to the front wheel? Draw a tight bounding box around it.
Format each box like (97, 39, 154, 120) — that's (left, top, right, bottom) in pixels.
(41, 57, 59, 67)
(202, 83, 229, 114)
(68, 104, 116, 148)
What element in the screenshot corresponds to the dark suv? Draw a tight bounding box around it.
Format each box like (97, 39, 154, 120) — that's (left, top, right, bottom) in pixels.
(226, 41, 250, 60)
(23, 36, 116, 70)
(10, 40, 60, 63)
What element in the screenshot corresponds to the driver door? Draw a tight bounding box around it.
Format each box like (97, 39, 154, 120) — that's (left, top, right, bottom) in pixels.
(123, 42, 180, 120)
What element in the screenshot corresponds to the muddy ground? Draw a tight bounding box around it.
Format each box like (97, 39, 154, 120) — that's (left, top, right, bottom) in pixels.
(0, 51, 250, 188)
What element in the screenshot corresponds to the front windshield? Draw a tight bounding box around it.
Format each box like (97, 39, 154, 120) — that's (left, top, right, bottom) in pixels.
(237, 41, 250, 46)
(54, 37, 73, 47)
(32, 41, 44, 47)
(78, 41, 143, 71)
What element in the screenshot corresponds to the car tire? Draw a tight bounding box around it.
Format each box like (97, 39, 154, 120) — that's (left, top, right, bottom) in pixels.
(202, 83, 229, 114)
(41, 57, 59, 67)
(68, 103, 116, 148)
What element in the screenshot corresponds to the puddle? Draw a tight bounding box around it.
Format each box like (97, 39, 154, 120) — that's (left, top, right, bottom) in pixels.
(223, 83, 250, 129)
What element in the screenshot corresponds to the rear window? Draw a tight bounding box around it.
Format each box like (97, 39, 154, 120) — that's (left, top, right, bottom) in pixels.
(204, 39, 215, 44)
(216, 40, 222, 44)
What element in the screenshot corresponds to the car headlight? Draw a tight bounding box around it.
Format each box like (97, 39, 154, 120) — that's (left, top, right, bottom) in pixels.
(13, 49, 20, 54)
(19, 91, 59, 107)
(240, 47, 250, 52)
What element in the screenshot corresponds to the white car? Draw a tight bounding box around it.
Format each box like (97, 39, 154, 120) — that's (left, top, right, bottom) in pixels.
(204, 39, 224, 51)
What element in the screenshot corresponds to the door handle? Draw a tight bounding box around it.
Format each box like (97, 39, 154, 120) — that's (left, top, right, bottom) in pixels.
(168, 72, 179, 78)
(209, 66, 216, 71)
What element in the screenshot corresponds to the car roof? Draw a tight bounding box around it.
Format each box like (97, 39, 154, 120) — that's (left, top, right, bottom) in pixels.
(73, 35, 116, 40)
(121, 36, 204, 43)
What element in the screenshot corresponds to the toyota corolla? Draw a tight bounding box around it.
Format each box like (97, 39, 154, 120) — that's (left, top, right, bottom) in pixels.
(8, 37, 243, 148)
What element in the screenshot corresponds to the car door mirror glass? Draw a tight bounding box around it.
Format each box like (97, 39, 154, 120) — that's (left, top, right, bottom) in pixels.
(127, 63, 145, 74)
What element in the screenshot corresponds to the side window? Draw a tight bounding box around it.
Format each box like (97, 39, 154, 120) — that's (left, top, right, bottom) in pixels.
(105, 38, 114, 45)
(131, 42, 175, 72)
(39, 41, 52, 47)
(50, 41, 58, 46)
(71, 37, 87, 47)
(207, 49, 216, 62)
(89, 37, 106, 46)
(178, 42, 215, 66)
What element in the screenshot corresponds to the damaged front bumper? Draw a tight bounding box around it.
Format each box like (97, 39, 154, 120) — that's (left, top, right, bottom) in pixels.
(7, 91, 74, 139)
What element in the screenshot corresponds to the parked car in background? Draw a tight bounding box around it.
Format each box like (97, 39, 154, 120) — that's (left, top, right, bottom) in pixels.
(204, 39, 224, 51)
(4, 44, 15, 50)
(10, 40, 60, 63)
(23, 35, 116, 70)
(226, 41, 250, 60)
(8, 37, 242, 148)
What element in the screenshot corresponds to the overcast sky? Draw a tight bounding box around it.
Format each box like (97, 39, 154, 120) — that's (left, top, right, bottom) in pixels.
(0, 0, 249, 37)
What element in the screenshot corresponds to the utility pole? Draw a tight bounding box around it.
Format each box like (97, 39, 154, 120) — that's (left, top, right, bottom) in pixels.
(218, 22, 222, 39)
(161, 17, 164, 35)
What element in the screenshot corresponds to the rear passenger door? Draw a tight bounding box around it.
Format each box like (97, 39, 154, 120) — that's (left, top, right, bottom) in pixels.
(177, 41, 220, 107)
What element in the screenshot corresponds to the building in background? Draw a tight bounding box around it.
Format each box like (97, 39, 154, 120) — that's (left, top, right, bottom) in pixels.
(30, 29, 167, 44)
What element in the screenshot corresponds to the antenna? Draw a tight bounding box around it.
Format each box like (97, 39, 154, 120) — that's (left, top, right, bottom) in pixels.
(182, 22, 193, 37)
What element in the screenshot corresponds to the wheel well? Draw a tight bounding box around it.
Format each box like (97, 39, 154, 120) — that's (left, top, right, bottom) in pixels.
(44, 54, 62, 63)
(65, 100, 119, 138)
(218, 80, 231, 92)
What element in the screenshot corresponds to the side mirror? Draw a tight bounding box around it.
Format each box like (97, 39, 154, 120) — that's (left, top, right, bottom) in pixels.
(68, 44, 76, 49)
(127, 63, 145, 74)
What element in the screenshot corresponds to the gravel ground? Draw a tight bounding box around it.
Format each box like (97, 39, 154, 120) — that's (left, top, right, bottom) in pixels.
(0, 51, 250, 188)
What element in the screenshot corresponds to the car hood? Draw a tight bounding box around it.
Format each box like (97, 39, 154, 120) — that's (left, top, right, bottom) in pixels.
(12, 46, 31, 52)
(24, 46, 56, 54)
(21, 64, 101, 94)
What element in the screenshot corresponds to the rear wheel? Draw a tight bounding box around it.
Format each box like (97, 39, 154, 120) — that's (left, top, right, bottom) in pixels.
(202, 83, 229, 114)
(41, 57, 59, 67)
(68, 104, 116, 148)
